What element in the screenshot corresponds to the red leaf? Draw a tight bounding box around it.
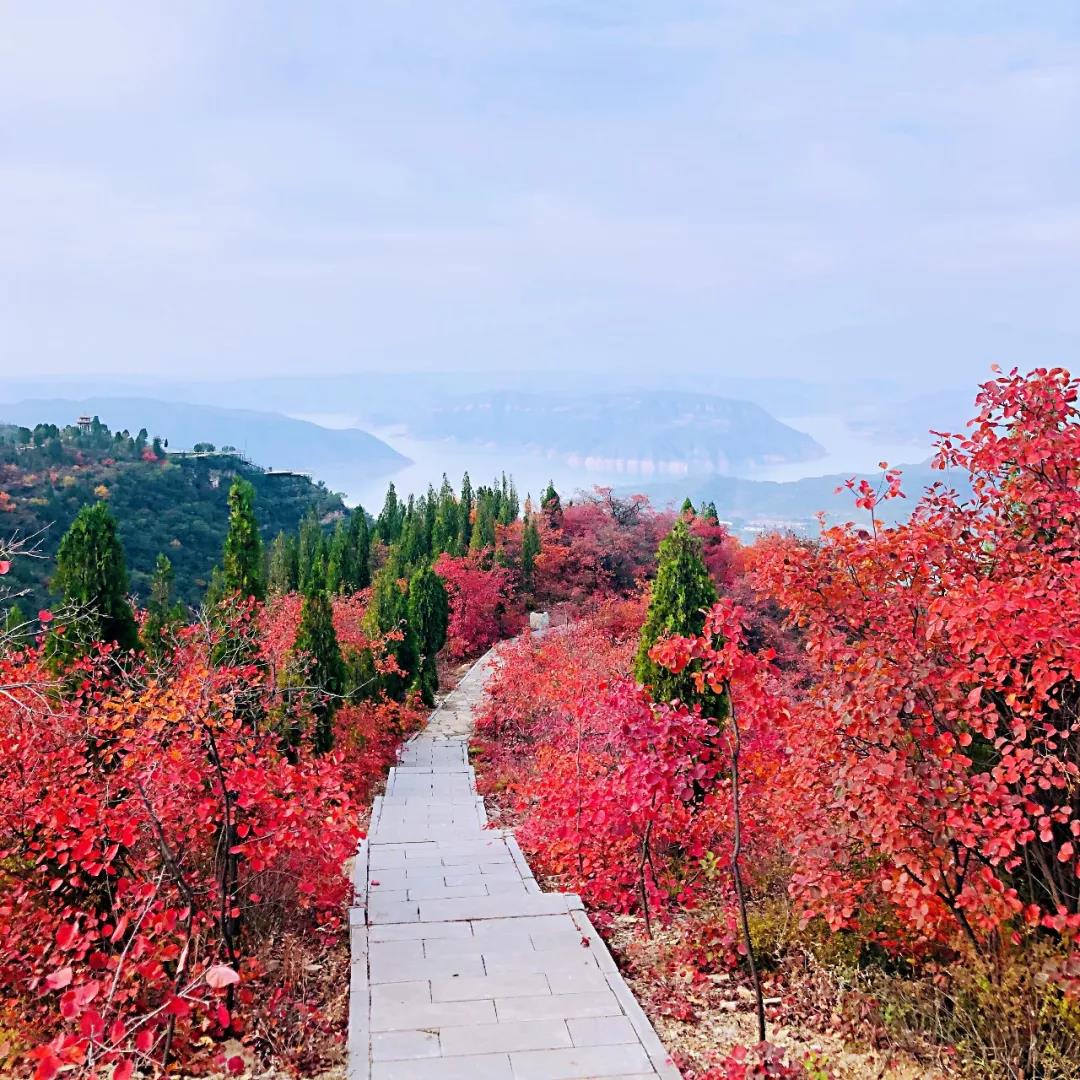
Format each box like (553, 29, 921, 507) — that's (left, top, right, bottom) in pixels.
(45, 966, 73, 991)
(205, 964, 240, 990)
(0, 560, 10, 575)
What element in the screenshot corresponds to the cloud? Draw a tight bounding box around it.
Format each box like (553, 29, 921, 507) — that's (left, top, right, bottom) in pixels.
(0, 1, 1077, 383)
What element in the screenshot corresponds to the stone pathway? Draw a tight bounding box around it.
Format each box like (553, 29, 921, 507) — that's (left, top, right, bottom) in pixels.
(348, 651, 681, 1080)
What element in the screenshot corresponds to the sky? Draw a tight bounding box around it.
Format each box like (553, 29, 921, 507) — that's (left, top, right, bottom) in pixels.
(2, 1, 1078, 389)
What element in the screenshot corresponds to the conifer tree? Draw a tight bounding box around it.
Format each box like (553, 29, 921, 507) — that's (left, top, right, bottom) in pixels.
(144, 553, 184, 655)
(267, 531, 299, 594)
(296, 511, 325, 595)
(541, 480, 562, 528)
(293, 565, 345, 754)
(2, 602, 27, 653)
(326, 520, 348, 593)
(634, 518, 721, 715)
(376, 483, 403, 544)
(680, 496, 696, 517)
(367, 557, 416, 701)
(701, 501, 720, 524)
(344, 508, 371, 590)
(220, 478, 265, 600)
(433, 475, 459, 555)
(521, 515, 541, 592)
(49, 502, 140, 659)
(459, 472, 473, 551)
(407, 564, 449, 706)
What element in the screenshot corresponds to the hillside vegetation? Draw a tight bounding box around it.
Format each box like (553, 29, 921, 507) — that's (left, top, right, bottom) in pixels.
(0, 419, 345, 613)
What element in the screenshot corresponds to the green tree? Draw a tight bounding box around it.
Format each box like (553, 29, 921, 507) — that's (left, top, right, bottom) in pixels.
(143, 553, 184, 655)
(680, 496, 696, 517)
(407, 565, 449, 706)
(459, 472, 473, 551)
(296, 511, 326, 595)
(376, 483, 404, 544)
(367, 557, 416, 701)
(2, 602, 27, 653)
(220, 478, 265, 601)
(541, 480, 562, 527)
(344, 508, 371, 590)
(521, 515, 541, 592)
(49, 502, 141, 660)
(634, 518, 721, 714)
(293, 568, 346, 754)
(267, 531, 299, 594)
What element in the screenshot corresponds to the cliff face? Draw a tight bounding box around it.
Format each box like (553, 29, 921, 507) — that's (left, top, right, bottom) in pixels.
(407, 391, 824, 476)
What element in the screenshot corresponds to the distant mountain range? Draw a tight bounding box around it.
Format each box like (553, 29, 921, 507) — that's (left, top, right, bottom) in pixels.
(632, 458, 972, 538)
(0, 398, 408, 491)
(406, 391, 825, 477)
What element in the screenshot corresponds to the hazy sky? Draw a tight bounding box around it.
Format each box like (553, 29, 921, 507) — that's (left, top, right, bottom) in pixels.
(2, 2, 1078, 387)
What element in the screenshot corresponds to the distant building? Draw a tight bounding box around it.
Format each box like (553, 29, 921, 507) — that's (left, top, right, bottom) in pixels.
(76, 416, 93, 435)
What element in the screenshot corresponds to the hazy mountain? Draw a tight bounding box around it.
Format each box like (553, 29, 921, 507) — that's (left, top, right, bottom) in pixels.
(0, 397, 409, 484)
(405, 391, 824, 477)
(632, 459, 971, 539)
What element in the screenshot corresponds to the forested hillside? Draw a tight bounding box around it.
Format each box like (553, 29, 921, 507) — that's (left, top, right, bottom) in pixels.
(0, 419, 345, 613)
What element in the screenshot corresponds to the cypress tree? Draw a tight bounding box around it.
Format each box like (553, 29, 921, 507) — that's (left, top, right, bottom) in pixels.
(635, 518, 721, 714)
(345, 508, 371, 590)
(376, 483, 403, 544)
(144, 553, 184, 655)
(521, 516, 541, 592)
(49, 502, 140, 659)
(2, 602, 27, 653)
(407, 565, 449, 706)
(680, 496, 696, 517)
(267, 531, 299, 594)
(367, 558, 416, 701)
(326, 519, 349, 593)
(541, 481, 562, 528)
(459, 472, 473, 551)
(293, 567, 346, 754)
(220, 478, 265, 601)
(296, 511, 326, 595)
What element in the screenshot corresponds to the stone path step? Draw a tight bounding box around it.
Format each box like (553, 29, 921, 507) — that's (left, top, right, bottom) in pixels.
(348, 651, 681, 1080)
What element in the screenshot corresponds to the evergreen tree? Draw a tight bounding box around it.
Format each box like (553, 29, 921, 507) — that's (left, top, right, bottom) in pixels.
(220, 478, 265, 601)
(701, 501, 720, 525)
(293, 567, 345, 754)
(634, 518, 721, 715)
(541, 480, 562, 527)
(2, 602, 27, 653)
(144, 553, 184, 656)
(267, 531, 299, 594)
(49, 502, 140, 659)
(432, 475, 459, 555)
(367, 557, 416, 701)
(296, 511, 325, 595)
(521, 516, 541, 592)
(344, 509, 371, 590)
(407, 564, 449, 706)
(326, 519, 349, 593)
(459, 472, 473, 551)
(680, 496, 696, 517)
(376, 483, 403, 544)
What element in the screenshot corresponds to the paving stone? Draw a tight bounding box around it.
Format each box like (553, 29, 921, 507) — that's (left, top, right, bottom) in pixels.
(370, 981, 431, 1007)
(369, 951, 484, 984)
(494, 991, 623, 1022)
(567, 1016, 639, 1046)
(429, 972, 550, 1002)
(369, 919, 472, 942)
(370, 998, 496, 1032)
(371, 1052, 513, 1079)
(440, 1019, 572, 1056)
(372, 1029, 440, 1060)
(509, 1043, 654, 1079)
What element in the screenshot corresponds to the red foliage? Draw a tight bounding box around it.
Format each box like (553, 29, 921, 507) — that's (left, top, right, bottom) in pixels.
(0, 600, 424, 1077)
(433, 553, 518, 659)
(752, 367, 1080, 954)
